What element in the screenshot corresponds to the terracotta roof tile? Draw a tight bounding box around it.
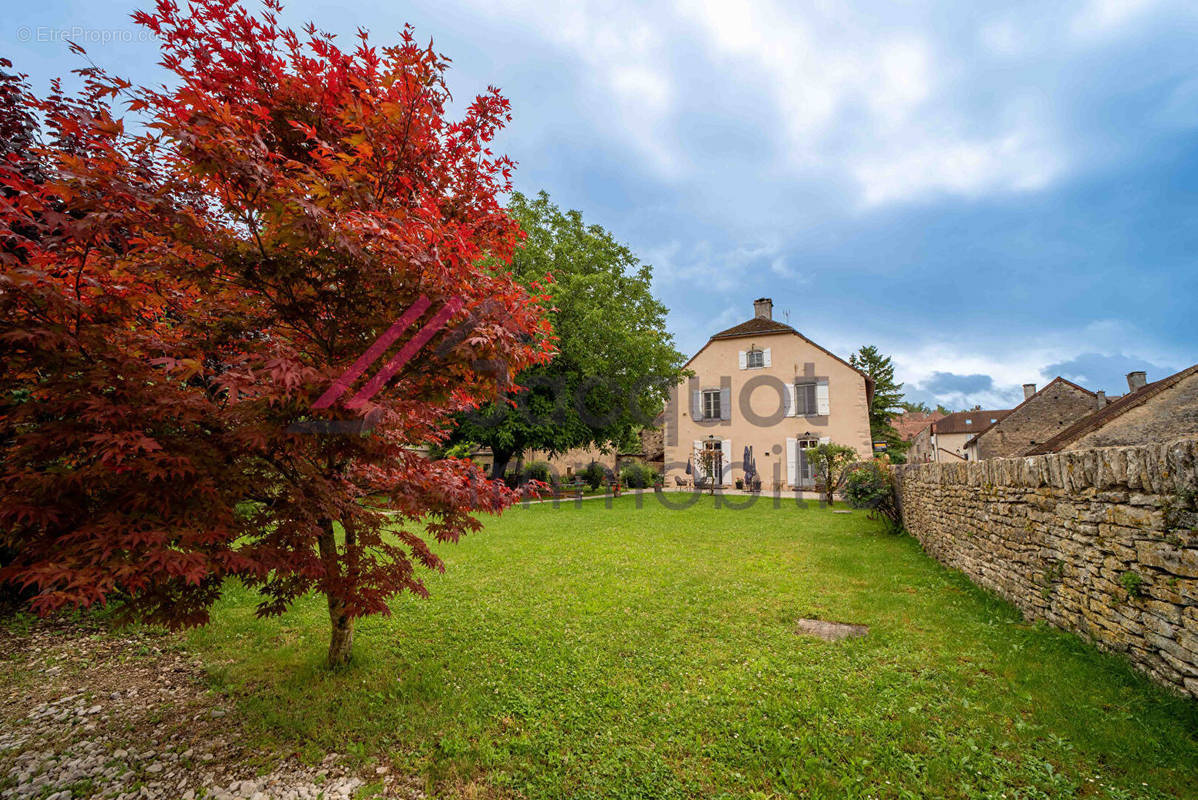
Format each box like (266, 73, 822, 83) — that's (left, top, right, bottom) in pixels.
(932, 409, 1012, 435)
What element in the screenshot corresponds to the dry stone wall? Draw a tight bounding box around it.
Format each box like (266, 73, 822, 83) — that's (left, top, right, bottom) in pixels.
(896, 438, 1198, 698)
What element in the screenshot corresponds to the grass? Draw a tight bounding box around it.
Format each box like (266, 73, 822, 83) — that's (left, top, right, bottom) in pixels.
(186, 495, 1198, 799)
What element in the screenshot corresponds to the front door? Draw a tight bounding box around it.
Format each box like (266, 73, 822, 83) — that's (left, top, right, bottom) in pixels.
(703, 440, 724, 485)
(796, 438, 817, 488)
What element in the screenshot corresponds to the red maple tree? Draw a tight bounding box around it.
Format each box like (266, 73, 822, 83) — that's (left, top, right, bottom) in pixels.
(0, 0, 552, 666)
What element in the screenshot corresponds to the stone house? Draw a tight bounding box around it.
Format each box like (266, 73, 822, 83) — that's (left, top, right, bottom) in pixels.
(961, 377, 1098, 460)
(662, 298, 873, 490)
(1025, 365, 1198, 454)
(909, 409, 1011, 462)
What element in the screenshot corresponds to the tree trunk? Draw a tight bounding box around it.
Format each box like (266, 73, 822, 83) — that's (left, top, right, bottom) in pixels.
(326, 595, 355, 668)
(490, 449, 514, 481)
(317, 517, 355, 668)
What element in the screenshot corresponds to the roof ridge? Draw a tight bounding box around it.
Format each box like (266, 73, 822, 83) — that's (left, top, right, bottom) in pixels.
(1025, 363, 1198, 454)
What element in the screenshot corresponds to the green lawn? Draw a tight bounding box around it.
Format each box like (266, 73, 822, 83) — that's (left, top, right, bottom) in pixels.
(188, 495, 1198, 800)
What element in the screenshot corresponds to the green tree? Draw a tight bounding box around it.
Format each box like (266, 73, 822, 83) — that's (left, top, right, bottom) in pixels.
(453, 191, 688, 478)
(898, 399, 931, 414)
(850, 345, 908, 461)
(807, 442, 859, 507)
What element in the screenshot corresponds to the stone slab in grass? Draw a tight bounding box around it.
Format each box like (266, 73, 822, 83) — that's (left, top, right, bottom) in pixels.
(795, 618, 869, 641)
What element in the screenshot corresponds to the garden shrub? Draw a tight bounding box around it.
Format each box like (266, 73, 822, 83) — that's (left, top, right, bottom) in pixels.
(523, 461, 557, 488)
(843, 459, 902, 533)
(580, 461, 607, 491)
(619, 462, 657, 489)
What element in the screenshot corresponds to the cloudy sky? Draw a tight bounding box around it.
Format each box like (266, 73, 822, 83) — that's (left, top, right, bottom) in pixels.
(7, 0, 1197, 409)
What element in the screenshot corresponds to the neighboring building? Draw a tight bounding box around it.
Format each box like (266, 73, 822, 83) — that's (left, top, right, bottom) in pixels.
(663, 298, 874, 490)
(893, 410, 945, 441)
(1026, 365, 1198, 454)
(962, 378, 1098, 461)
(909, 409, 1011, 462)
(526, 427, 664, 480)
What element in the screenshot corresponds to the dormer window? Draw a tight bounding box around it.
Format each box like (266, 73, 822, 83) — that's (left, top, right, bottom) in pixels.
(745, 349, 765, 369)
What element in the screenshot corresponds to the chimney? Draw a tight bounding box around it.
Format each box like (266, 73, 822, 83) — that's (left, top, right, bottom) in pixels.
(1096, 390, 1106, 409)
(753, 297, 773, 320)
(1022, 383, 1037, 400)
(1126, 371, 1147, 392)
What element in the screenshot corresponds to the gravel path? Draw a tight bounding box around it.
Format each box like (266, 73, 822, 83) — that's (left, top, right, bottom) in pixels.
(0, 619, 421, 800)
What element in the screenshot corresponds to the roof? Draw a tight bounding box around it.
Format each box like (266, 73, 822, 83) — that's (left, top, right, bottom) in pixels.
(931, 409, 1012, 436)
(961, 377, 1096, 448)
(684, 313, 877, 407)
(893, 411, 945, 441)
(710, 317, 799, 340)
(1024, 363, 1198, 455)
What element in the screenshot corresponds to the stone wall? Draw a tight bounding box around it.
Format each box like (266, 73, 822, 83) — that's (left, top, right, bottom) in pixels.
(896, 438, 1198, 697)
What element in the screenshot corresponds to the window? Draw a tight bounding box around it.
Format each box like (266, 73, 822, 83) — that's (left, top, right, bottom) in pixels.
(745, 349, 765, 369)
(702, 389, 721, 420)
(794, 382, 817, 415)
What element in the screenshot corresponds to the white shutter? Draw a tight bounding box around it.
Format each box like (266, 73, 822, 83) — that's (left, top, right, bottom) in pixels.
(693, 440, 702, 480)
(738, 350, 747, 370)
(720, 387, 731, 420)
(692, 390, 702, 419)
(819, 436, 830, 445)
(785, 437, 797, 486)
(763, 347, 772, 367)
(783, 382, 795, 417)
(722, 439, 732, 486)
(816, 380, 830, 416)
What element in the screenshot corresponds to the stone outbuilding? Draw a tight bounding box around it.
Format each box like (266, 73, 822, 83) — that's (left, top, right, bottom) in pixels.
(1025, 364, 1198, 454)
(962, 377, 1098, 460)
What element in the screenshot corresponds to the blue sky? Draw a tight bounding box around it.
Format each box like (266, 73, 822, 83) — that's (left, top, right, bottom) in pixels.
(6, 0, 1197, 409)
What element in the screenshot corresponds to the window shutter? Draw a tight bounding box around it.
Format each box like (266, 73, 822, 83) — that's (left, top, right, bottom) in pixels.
(720, 387, 731, 420)
(783, 382, 795, 416)
(785, 437, 797, 486)
(763, 347, 772, 367)
(819, 436, 830, 445)
(692, 390, 702, 419)
(722, 439, 732, 486)
(816, 380, 830, 416)
(738, 350, 747, 370)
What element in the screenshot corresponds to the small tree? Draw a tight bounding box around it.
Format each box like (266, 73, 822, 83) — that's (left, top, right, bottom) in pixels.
(696, 447, 720, 494)
(807, 443, 858, 507)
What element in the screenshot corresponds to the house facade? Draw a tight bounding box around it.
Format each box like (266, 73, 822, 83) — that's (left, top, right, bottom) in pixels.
(962, 378, 1098, 460)
(662, 298, 873, 490)
(909, 409, 1011, 462)
(1026, 366, 1198, 454)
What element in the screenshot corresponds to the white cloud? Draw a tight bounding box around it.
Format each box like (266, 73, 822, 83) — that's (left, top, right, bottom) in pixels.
(1071, 0, 1161, 38)
(852, 123, 1063, 207)
(675, 0, 1065, 206)
(460, 0, 680, 174)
